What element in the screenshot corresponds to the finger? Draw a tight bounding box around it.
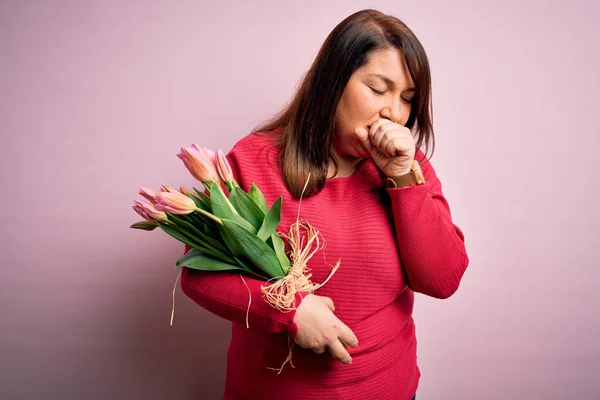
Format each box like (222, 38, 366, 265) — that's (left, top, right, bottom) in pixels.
(313, 347, 326, 354)
(368, 118, 391, 139)
(336, 321, 359, 349)
(327, 340, 352, 365)
(320, 296, 335, 312)
(371, 121, 395, 151)
(369, 118, 394, 139)
(369, 122, 386, 150)
(369, 143, 387, 164)
(384, 137, 403, 158)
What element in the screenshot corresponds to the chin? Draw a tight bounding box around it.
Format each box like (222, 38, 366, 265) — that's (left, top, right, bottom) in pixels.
(356, 143, 371, 158)
(355, 149, 371, 159)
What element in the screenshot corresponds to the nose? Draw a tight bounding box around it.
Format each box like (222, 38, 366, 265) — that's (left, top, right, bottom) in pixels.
(380, 100, 403, 125)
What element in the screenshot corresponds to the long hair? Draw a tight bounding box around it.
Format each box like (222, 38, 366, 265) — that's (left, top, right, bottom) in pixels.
(253, 9, 434, 198)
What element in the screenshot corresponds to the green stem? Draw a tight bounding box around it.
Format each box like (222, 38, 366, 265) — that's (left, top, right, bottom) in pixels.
(194, 207, 223, 225)
(217, 184, 239, 217)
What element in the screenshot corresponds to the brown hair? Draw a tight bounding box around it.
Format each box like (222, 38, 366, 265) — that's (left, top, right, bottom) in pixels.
(253, 9, 435, 198)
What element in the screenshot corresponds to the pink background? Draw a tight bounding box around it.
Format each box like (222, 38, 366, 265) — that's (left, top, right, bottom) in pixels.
(1, 0, 598, 399)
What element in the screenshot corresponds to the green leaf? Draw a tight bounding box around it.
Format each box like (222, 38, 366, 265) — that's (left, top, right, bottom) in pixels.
(157, 222, 234, 264)
(229, 187, 265, 231)
(157, 221, 198, 248)
(268, 232, 291, 274)
(256, 197, 282, 241)
(176, 248, 240, 271)
(130, 220, 158, 231)
(193, 188, 211, 207)
(209, 182, 257, 234)
(186, 192, 209, 211)
(167, 214, 228, 254)
(176, 249, 269, 280)
(219, 219, 285, 278)
(248, 184, 268, 214)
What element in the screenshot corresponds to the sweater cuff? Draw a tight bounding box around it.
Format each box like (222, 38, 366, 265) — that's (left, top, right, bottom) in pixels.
(386, 181, 429, 196)
(287, 290, 310, 339)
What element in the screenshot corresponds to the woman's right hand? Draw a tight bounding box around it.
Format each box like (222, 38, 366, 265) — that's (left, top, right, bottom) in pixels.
(293, 294, 358, 364)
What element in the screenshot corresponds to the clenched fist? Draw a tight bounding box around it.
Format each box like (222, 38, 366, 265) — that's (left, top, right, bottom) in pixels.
(356, 118, 416, 178)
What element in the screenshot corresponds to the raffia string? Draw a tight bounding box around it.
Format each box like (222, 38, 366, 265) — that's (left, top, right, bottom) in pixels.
(260, 173, 341, 373)
(261, 172, 340, 311)
(239, 274, 251, 328)
(170, 269, 182, 326)
(261, 221, 340, 311)
(266, 336, 296, 373)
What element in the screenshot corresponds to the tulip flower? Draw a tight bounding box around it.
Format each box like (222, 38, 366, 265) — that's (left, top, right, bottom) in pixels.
(133, 199, 167, 222)
(215, 149, 236, 191)
(155, 191, 197, 215)
(139, 187, 159, 204)
(160, 184, 177, 193)
(156, 191, 222, 224)
(177, 143, 220, 186)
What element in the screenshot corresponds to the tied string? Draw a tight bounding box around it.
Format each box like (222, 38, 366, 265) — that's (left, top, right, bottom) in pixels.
(262, 221, 341, 374)
(261, 172, 341, 311)
(260, 173, 341, 373)
(261, 220, 340, 312)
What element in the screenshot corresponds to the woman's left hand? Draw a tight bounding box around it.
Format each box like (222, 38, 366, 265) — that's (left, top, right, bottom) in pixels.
(356, 118, 416, 178)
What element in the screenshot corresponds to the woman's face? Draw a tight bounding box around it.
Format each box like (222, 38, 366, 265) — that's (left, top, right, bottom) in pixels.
(333, 47, 416, 162)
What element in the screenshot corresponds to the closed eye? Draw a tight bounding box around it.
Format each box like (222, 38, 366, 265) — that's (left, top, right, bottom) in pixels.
(370, 87, 386, 95)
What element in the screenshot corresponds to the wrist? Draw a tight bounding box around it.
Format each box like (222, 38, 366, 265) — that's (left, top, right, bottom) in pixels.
(386, 160, 425, 189)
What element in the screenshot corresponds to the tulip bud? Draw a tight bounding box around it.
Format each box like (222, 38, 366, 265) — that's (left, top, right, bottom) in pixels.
(215, 150, 234, 183)
(132, 204, 151, 221)
(160, 184, 177, 193)
(139, 187, 159, 203)
(133, 200, 167, 222)
(177, 143, 221, 184)
(155, 191, 196, 215)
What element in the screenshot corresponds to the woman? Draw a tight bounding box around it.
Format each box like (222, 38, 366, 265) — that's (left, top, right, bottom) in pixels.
(181, 9, 469, 400)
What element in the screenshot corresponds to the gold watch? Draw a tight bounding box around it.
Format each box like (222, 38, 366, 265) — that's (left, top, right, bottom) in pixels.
(386, 160, 425, 188)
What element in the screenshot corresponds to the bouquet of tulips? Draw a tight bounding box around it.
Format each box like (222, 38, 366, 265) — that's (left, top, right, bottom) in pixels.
(131, 144, 339, 315)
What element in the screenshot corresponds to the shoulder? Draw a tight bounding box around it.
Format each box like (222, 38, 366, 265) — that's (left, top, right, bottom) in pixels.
(225, 131, 283, 189)
(228, 131, 279, 161)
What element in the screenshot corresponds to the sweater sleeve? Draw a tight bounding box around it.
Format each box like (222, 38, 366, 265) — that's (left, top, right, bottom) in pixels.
(179, 139, 305, 336)
(180, 253, 305, 337)
(387, 151, 469, 299)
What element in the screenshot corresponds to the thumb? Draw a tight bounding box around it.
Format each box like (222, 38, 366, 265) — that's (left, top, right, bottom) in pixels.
(320, 296, 335, 312)
(355, 127, 372, 152)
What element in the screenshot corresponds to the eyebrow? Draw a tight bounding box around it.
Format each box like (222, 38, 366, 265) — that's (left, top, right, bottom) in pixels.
(369, 73, 416, 92)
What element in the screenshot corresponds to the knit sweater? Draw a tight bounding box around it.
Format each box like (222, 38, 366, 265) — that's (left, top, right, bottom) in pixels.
(180, 132, 469, 400)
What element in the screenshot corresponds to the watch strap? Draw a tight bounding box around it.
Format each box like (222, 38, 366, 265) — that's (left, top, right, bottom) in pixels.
(386, 160, 425, 188)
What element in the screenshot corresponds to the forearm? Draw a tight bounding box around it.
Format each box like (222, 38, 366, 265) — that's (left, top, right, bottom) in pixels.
(388, 174, 469, 299)
(181, 266, 305, 336)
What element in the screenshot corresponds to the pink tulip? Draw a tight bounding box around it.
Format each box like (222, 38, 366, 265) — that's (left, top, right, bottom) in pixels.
(160, 184, 177, 193)
(133, 200, 167, 222)
(177, 143, 221, 184)
(139, 187, 159, 203)
(155, 191, 197, 215)
(215, 149, 234, 183)
(132, 204, 150, 220)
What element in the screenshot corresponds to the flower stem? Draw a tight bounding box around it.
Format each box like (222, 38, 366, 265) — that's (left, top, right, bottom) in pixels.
(194, 207, 223, 225)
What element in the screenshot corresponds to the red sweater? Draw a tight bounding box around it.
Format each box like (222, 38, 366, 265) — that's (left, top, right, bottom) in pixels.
(181, 132, 469, 400)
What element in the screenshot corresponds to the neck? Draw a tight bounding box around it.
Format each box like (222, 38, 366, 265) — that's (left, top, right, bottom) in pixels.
(327, 148, 363, 179)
